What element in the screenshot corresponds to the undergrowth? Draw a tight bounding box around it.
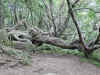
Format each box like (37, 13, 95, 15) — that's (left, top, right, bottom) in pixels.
(2, 49, 32, 65)
(1, 42, 100, 67)
(39, 44, 100, 67)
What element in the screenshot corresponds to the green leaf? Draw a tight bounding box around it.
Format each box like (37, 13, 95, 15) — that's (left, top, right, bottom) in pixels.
(88, 11, 96, 19)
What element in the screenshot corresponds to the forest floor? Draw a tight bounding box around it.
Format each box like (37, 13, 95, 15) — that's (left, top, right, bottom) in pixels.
(0, 54, 100, 75)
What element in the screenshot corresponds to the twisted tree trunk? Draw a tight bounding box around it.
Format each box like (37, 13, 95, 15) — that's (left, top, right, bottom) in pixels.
(6, 20, 100, 57)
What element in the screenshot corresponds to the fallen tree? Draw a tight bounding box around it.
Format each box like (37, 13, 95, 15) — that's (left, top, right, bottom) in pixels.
(2, 0, 100, 58)
(5, 23, 100, 57)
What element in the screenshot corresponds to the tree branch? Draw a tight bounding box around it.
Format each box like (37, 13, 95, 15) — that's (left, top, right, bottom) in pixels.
(74, 8, 100, 13)
(72, 0, 80, 7)
(66, 0, 87, 49)
(56, 0, 80, 36)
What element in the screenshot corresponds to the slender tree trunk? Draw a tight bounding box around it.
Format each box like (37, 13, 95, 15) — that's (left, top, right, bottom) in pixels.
(0, 0, 4, 29)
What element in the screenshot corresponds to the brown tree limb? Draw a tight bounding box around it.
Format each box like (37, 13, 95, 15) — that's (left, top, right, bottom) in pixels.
(72, 0, 80, 7)
(29, 28, 83, 50)
(7, 25, 100, 57)
(66, 0, 87, 50)
(56, 0, 80, 37)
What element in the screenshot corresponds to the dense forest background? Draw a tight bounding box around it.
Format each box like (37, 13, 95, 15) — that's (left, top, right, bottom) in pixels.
(0, 0, 100, 66)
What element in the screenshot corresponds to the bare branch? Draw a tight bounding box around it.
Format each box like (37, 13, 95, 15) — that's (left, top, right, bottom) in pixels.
(29, 28, 83, 50)
(74, 8, 100, 13)
(56, 0, 80, 36)
(72, 0, 80, 7)
(88, 28, 100, 48)
(66, 0, 88, 50)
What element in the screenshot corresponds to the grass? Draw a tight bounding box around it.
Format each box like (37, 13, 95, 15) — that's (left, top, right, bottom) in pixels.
(3, 49, 32, 65)
(1, 43, 100, 67)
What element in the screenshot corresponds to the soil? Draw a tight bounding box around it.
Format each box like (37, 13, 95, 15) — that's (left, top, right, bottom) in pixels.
(0, 54, 100, 75)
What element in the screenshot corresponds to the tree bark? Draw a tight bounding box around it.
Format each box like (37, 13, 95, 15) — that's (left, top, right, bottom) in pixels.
(0, 0, 4, 29)
(7, 21, 100, 57)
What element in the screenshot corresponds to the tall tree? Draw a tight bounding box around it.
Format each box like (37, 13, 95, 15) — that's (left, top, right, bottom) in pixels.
(0, 0, 4, 29)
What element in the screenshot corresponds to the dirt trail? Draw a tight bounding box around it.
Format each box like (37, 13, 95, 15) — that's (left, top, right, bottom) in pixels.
(0, 54, 100, 75)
